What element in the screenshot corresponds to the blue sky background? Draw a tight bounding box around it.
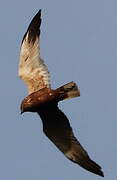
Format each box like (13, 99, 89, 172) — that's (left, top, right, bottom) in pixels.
(0, 0, 116, 179)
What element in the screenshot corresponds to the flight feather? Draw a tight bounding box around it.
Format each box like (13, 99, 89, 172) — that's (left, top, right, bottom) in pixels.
(19, 10, 51, 94)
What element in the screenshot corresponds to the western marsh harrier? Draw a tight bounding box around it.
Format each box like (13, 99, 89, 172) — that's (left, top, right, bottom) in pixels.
(18, 10, 104, 177)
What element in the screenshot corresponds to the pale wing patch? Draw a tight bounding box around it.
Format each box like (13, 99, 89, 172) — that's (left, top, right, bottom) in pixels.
(19, 32, 51, 94)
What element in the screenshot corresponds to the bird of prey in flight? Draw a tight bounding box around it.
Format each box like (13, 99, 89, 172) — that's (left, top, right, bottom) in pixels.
(18, 10, 104, 177)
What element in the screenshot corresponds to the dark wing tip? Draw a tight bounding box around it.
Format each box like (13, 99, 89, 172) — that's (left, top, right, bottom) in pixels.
(97, 169, 104, 177)
(68, 151, 104, 177)
(100, 171, 104, 177)
(22, 9, 42, 44)
(87, 159, 104, 177)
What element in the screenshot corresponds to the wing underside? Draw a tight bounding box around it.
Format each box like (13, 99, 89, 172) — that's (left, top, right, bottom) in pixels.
(19, 10, 51, 94)
(38, 105, 104, 177)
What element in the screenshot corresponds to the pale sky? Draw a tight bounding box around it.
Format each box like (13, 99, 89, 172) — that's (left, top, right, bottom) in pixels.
(0, 0, 116, 179)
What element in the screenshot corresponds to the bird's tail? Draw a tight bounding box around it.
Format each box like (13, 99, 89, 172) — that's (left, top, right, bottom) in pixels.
(55, 81, 80, 101)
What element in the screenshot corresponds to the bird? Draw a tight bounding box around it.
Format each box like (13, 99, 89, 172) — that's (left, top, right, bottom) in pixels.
(18, 10, 104, 177)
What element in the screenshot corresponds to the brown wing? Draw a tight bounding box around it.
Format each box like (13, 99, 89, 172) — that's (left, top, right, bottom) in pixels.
(38, 105, 104, 177)
(19, 10, 51, 94)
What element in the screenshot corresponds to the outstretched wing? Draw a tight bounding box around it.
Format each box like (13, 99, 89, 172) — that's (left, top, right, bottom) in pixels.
(38, 105, 104, 177)
(19, 10, 51, 94)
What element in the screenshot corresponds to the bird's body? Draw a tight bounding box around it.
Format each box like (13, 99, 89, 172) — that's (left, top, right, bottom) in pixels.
(19, 10, 104, 177)
(20, 81, 80, 113)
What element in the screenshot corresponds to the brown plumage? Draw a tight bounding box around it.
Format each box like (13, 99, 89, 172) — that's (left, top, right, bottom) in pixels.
(19, 10, 104, 177)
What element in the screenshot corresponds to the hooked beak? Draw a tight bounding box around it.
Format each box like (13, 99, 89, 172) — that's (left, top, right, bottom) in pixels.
(20, 111, 24, 114)
(20, 106, 24, 114)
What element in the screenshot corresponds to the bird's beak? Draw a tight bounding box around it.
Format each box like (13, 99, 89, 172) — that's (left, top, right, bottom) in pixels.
(20, 109, 24, 114)
(20, 104, 24, 114)
(78, 88, 80, 97)
(21, 111, 23, 115)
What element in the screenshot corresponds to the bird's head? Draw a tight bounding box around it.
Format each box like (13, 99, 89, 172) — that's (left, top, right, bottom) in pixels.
(20, 92, 43, 114)
(20, 88, 55, 114)
(20, 96, 34, 114)
(20, 100, 27, 114)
